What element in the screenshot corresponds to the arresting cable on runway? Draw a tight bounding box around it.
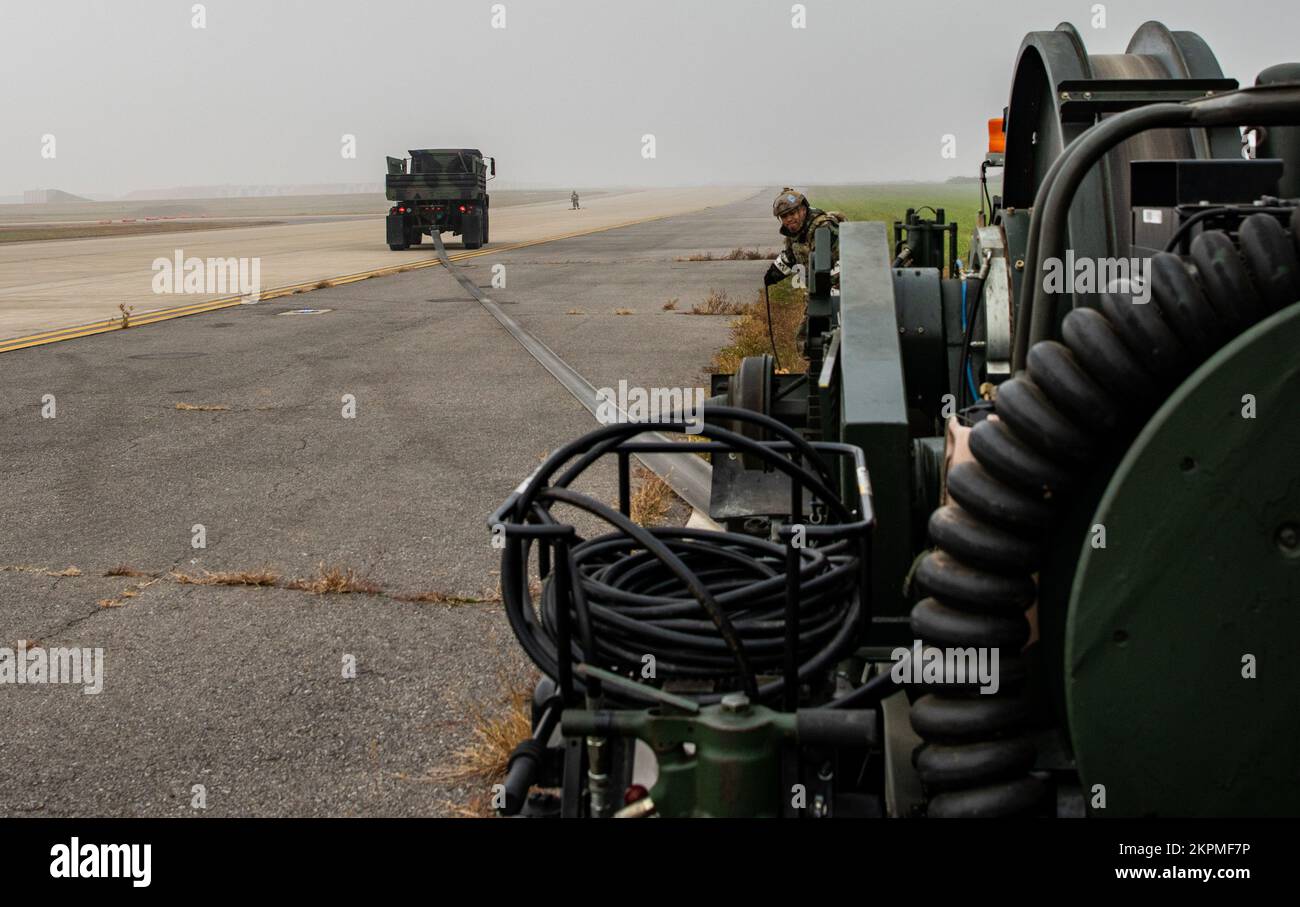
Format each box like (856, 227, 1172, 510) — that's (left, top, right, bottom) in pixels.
(430, 232, 713, 513)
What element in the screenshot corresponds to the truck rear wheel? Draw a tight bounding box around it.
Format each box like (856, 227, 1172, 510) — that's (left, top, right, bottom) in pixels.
(463, 218, 483, 250)
(389, 242, 409, 251)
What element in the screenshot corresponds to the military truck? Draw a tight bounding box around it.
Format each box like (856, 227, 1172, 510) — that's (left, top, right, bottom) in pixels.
(385, 149, 494, 251)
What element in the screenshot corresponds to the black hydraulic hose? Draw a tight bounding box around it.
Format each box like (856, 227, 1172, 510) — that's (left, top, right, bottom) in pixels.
(774, 373, 808, 402)
(1016, 85, 1300, 370)
(826, 657, 907, 709)
(512, 410, 849, 524)
(514, 520, 863, 707)
(764, 284, 783, 371)
(1011, 134, 1075, 371)
(1028, 103, 1199, 358)
(1016, 103, 1189, 370)
(543, 486, 763, 698)
(979, 161, 987, 224)
(500, 700, 561, 815)
(1162, 205, 1294, 253)
(493, 410, 873, 708)
(912, 213, 1300, 816)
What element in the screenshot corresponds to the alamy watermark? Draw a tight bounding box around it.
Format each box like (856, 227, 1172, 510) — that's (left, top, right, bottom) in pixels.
(595, 379, 705, 434)
(50, 837, 150, 887)
(152, 249, 262, 302)
(0, 641, 103, 694)
(1042, 251, 1150, 304)
(890, 640, 1000, 695)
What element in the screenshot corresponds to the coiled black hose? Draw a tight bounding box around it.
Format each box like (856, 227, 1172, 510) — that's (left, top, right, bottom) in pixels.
(494, 407, 872, 707)
(540, 523, 861, 694)
(911, 211, 1300, 817)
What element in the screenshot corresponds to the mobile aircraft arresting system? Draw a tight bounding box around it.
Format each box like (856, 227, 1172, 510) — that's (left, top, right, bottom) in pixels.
(490, 21, 1300, 818)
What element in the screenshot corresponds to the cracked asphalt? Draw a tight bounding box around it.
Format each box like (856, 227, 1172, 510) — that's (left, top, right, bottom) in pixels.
(0, 189, 776, 816)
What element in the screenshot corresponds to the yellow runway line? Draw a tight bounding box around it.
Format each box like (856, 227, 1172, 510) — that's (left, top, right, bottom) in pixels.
(0, 210, 685, 355)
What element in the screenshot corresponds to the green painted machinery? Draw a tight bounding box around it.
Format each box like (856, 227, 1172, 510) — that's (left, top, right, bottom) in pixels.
(494, 21, 1300, 818)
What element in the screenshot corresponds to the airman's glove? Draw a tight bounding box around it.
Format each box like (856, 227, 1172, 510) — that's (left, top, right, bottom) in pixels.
(763, 263, 785, 287)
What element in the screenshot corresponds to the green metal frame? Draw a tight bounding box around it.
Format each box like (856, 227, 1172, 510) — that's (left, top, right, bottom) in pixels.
(563, 703, 799, 818)
(837, 223, 913, 624)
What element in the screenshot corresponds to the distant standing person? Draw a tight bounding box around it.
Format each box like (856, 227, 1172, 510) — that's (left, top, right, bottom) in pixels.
(571, 191, 580, 210)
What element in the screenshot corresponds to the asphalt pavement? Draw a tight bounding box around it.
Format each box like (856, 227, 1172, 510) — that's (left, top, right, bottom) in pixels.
(0, 188, 778, 816)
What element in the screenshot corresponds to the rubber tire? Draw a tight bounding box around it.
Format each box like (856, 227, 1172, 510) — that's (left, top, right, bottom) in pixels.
(388, 243, 408, 251)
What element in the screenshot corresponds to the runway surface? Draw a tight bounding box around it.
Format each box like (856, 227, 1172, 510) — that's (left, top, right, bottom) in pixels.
(0, 189, 779, 816)
(0, 186, 758, 340)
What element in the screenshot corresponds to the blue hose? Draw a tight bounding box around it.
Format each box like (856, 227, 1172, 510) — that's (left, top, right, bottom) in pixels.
(957, 261, 980, 404)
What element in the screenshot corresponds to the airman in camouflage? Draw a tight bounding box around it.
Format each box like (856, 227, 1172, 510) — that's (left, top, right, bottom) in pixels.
(763, 188, 843, 293)
(571, 191, 581, 210)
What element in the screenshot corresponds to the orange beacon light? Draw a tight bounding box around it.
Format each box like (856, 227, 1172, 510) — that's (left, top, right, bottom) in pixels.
(988, 117, 1006, 154)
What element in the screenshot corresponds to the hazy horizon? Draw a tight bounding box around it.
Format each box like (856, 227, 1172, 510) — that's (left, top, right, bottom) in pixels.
(4, 0, 1298, 199)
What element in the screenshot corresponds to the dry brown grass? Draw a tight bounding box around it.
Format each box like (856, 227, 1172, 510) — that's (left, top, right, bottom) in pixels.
(690, 289, 746, 316)
(439, 792, 494, 818)
(427, 670, 539, 816)
(104, 565, 156, 578)
(98, 576, 162, 608)
(613, 308, 635, 316)
(118, 302, 134, 329)
(97, 562, 506, 602)
(392, 589, 501, 605)
(710, 288, 807, 375)
(284, 564, 383, 595)
(629, 466, 679, 526)
(676, 248, 777, 261)
(171, 568, 281, 587)
(662, 298, 679, 311)
(175, 402, 230, 412)
(565, 308, 584, 315)
(1, 565, 82, 577)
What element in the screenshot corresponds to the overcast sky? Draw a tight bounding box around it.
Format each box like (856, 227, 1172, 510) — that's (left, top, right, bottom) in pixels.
(2, 0, 1297, 197)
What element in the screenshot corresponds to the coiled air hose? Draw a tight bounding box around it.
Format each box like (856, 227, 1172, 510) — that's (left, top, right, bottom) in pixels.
(495, 407, 872, 707)
(541, 525, 860, 686)
(910, 210, 1300, 817)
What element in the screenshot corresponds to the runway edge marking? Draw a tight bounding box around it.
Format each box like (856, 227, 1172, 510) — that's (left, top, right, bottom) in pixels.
(0, 209, 704, 355)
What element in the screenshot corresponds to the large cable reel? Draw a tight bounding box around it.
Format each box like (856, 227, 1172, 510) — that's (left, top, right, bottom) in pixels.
(1002, 23, 1241, 323)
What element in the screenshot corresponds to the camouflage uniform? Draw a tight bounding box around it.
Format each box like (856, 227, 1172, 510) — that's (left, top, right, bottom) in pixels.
(765, 190, 845, 353)
(571, 191, 580, 210)
(770, 206, 842, 293)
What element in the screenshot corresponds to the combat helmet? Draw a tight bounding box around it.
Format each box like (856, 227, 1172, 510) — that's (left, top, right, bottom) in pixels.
(772, 188, 807, 218)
